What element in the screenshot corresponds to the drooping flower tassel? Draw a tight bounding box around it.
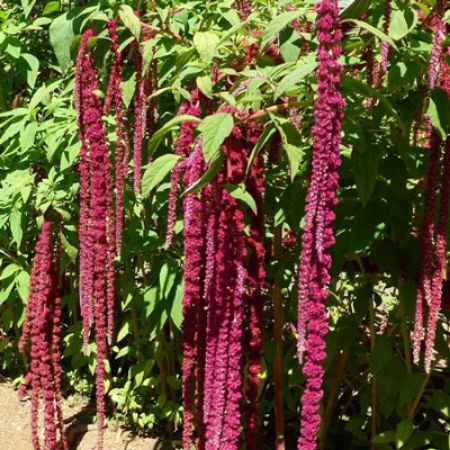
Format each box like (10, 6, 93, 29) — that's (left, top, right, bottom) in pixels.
(133, 42, 146, 193)
(244, 126, 266, 450)
(181, 142, 207, 450)
(18, 215, 66, 450)
(381, 0, 392, 73)
(165, 92, 201, 248)
(297, 1, 344, 449)
(105, 19, 126, 258)
(75, 29, 95, 347)
(428, 3, 445, 90)
(425, 138, 450, 372)
(412, 132, 442, 364)
(75, 29, 113, 450)
(204, 126, 248, 450)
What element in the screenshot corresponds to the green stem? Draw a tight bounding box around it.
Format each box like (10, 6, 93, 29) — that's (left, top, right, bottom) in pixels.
(272, 224, 285, 450)
(369, 298, 377, 450)
(318, 346, 350, 449)
(398, 280, 412, 376)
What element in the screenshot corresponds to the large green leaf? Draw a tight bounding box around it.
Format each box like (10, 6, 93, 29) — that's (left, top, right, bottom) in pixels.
(352, 144, 380, 206)
(148, 114, 201, 153)
(49, 13, 74, 72)
(141, 154, 181, 196)
(274, 61, 318, 99)
(119, 5, 141, 40)
(193, 32, 220, 63)
(183, 151, 224, 196)
(342, 19, 398, 50)
(262, 10, 305, 49)
(198, 113, 234, 162)
(340, 0, 372, 20)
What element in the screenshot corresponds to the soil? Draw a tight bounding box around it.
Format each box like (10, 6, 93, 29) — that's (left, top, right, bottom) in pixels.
(0, 382, 168, 450)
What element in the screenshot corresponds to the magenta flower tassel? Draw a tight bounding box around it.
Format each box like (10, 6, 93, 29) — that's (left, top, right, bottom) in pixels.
(181, 142, 206, 450)
(412, 133, 442, 364)
(75, 29, 95, 346)
(428, 10, 445, 90)
(19, 215, 66, 450)
(297, 1, 344, 449)
(425, 138, 450, 372)
(381, 0, 392, 73)
(105, 19, 125, 257)
(165, 95, 201, 248)
(133, 43, 146, 193)
(244, 127, 266, 450)
(75, 29, 113, 450)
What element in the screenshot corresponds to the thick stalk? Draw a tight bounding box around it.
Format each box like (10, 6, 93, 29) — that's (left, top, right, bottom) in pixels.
(369, 298, 377, 450)
(398, 280, 412, 376)
(318, 346, 350, 449)
(272, 224, 285, 450)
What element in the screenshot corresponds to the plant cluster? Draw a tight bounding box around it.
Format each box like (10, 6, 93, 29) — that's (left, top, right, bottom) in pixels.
(0, 1, 449, 450)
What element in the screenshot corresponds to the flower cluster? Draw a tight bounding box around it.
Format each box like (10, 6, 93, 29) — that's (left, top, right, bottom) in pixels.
(428, 5, 445, 90)
(243, 124, 266, 450)
(75, 28, 116, 450)
(414, 44, 450, 372)
(133, 42, 146, 193)
(381, 0, 392, 73)
(105, 19, 127, 260)
(18, 215, 67, 450)
(297, 1, 344, 449)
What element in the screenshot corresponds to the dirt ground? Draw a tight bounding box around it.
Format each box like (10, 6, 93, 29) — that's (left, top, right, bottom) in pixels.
(0, 382, 169, 450)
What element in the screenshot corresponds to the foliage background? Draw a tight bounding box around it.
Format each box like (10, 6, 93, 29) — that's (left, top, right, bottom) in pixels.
(0, 0, 449, 449)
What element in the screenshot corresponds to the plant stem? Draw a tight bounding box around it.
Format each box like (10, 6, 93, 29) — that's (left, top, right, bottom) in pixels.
(272, 224, 285, 450)
(318, 346, 350, 449)
(408, 368, 433, 419)
(369, 297, 377, 450)
(398, 280, 412, 376)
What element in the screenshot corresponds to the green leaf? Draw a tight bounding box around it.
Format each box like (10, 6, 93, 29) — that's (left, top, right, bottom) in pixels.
(389, 5, 417, 41)
(0, 264, 20, 281)
(141, 154, 181, 196)
(116, 320, 131, 343)
(275, 61, 318, 99)
(198, 113, 234, 162)
(428, 88, 450, 140)
(171, 281, 183, 329)
(49, 13, 74, 72)
(115, 345, 131, 359)
(262, 10, 305, 49)
(426, 390, 450, 418)
(193, 32, 220, 63)
(342, 19, 398, 51)
(342, 76, 398, 117)
(21, 0, 36, 18)
(20, 53, 39, 89)
(120, 73, 136, 109)
(148, 114, 201, 154)
(19, 122, 38, 152)
(352, 144, 380, 206)
(196, 75, 213, 99)
(245, 123, 276, 178)
(61, 232, 78, 262)
(340, 0, 372, 20)
(272, 118, 304, 181)
(370, 335, 393, 375)
(9, 209, 23, 247)
(43, 1, 60, 15)
(16, 271, 30, 302)
(225, 184, 257, 215)
(396, 420, 414, 449)
(119, 5, 141, 40)
(372, 431, 396, 444)
(183, 151, 224, 196)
